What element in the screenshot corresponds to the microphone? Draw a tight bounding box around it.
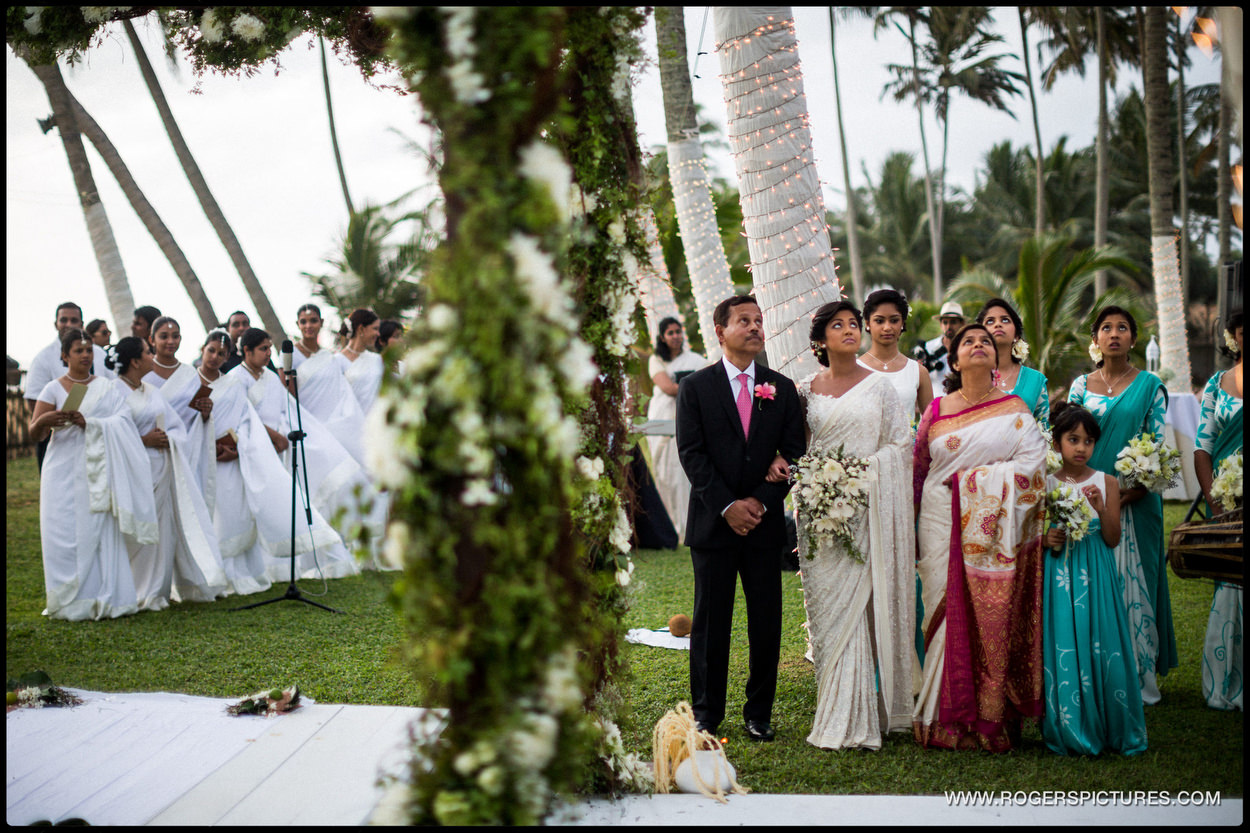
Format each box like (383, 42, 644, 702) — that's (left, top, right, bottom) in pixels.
(281, 339, 294, 374)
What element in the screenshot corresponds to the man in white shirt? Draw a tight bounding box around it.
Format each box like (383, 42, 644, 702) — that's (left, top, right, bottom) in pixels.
(920, 301, 964, 394)
(24, 301, 116, 470)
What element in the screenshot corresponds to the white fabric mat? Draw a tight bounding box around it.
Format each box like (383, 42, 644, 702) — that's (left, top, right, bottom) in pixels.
(626, 627, 690, 650)
(5, 688, 433, 826)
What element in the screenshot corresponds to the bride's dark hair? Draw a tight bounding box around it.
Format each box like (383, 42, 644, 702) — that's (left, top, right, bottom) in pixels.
(808, 301, 862, 367)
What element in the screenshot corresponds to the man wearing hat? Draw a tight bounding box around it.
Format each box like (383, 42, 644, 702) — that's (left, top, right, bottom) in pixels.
(922, 301, 964, 392)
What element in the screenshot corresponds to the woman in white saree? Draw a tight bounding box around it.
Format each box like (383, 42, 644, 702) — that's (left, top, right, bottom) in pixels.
(338, 308, 384, 417)
(647, 317, 707, 539)
(111, 337, 228, 609)
(31, 330, 158, 620)
(791, 302, 915, 750)
(227, 328, 363, 579)
(142, 316, 217, 498)
(912, 324, 1048, 752)
(287, 303, 369, 466)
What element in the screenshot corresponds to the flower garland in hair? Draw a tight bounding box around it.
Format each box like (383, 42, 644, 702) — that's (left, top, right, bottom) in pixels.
(1088, 342, 1103, 364)
(1225, 330, 1240, 356)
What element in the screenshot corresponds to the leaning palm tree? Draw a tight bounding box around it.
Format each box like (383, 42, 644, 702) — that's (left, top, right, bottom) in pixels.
(947, 234, 1141, 388)
(64, 90, 218, 332)
(122, 19, 285, 342)
(23, 53, 135, 333)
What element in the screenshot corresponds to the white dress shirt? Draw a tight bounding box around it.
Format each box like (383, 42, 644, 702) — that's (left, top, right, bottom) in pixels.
(25, 338, 116, 401)
(719, 356, 761, 518)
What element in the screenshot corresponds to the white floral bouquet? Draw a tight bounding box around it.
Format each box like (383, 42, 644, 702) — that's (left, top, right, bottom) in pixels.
(1210, 452, 1243, 513)
(6, 671, 83, 711)
(1040, 425, 1062, 474)
(1045, 484, 1097, 544)
(790, 444, 875, 562)
(1113, 432, 1183, 493)
(226, 684, 302, 717)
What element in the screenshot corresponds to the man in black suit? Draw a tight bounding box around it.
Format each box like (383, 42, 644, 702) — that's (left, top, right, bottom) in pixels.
(676, 295, 805, 741)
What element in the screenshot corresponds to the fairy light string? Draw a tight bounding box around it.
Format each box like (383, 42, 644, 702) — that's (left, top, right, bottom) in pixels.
(714, 8, 843, 380)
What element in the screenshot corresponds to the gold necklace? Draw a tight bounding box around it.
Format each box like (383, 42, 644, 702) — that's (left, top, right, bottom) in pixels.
(1099, 363, 1133, 395)
(959, 384, 997, 407)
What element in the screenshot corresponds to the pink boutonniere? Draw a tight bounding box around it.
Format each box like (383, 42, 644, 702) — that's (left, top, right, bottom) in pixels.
(754, 382, 776, 410)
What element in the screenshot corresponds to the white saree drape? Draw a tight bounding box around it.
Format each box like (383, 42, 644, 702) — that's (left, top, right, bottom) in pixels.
(38, 378, 157, 620)
(647, 349, 709, 539)
(343, 351, 384, 418)
(797, 373, 915, 749)
(146, 363, 217, 514)
(288, 349, 368, 467)
(118, 379, 228, 610)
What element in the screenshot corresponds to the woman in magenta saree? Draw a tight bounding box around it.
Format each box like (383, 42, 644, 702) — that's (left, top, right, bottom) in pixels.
(912, 324, 1048, 751)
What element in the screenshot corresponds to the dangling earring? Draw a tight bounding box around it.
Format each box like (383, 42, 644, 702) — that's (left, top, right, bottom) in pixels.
(991, 367, 1002, 387)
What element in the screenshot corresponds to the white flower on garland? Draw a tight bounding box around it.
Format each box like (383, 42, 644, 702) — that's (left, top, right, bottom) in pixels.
(461, 478, 497, 507)
(402, 340, 444, 378)
(441, 6, 476, 59)
(231, 13, 266, 42)
(508, 233, 574, 321)
(607, 217, 627, 246)
(81, 7, 116, 24)
(519, 141, 574, 221)
(615, 557, 635, 587)
(365, 397, 412, 488)
(427, 303, 457, 332)
(508, 713, 559, 769)
(541, 646, 582, 713)
(382, 520, 410, 569)
(610, 502, 632, 555)
(610, 51, 633, 103)
(23, 8, 43, 35)
(200, 9, 225, 43)
(576, 455, 605, 480)
(370, 7, 415, 23)
(559, 337, 599, 391)
(445, 60, 490, 105)
(602, 285, 638, 357)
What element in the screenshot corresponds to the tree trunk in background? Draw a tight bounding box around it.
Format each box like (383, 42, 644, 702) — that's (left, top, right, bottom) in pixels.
(910, 16, 943, 302)
(829, 9, 865, 305)
(123, 20, 285, 341)
(67, 92, 219, 333)
(714, 7, 843, 380)
(30, 59, 134, 331)
(1142, 6, 1192, 391)
(321, 37, 353, 218)
(636, 211, 683, 346)
(1094, 8, 1110, 299)
(1175, 14, 1190, 301)
(1020, 9, 1045, 238)
(1217, 56, 1232, 267)
(656, 6, 734, 363)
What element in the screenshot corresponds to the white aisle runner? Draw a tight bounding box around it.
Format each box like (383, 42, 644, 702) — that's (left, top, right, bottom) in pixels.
(5, 689, 433, 826)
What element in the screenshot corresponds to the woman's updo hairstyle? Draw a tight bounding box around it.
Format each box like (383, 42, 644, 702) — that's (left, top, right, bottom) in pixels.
(975, 297, 1025, 364)
(1050, 400, 1101, 444)
(654, 316, 682, 361)
(943, 322, 998, 394)
(1090, 305, 1138, 369)
(238, 327, 271, 359)
(147, 315, 180, 345)
(376, 320, 404, 352)
(808, 300, 863, 367)
(338, 308, 379, 342)
(862, 288, 909, 331)
(59, 328, 92, 358)
(106, 336, 146, 374)
(1220, 311, 1243, 362)
(296, 302, 322, 320)
(202, 329, 231, 351)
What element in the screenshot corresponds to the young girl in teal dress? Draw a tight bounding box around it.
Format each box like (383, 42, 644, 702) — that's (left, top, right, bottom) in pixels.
(1042, 402, 1148, 755)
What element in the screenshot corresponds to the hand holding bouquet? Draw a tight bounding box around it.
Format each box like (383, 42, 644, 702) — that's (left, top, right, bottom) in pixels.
(1046, 483, 1097, 546)
(1113, 432, 1182, 493)
(790, 444, 874, 562)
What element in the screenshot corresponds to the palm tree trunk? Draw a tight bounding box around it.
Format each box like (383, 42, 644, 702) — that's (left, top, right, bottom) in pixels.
(1020, 9, 1045, 238)
(829, 9, 865, 304)
(1094, 8, 1110, 299)
(28, 58, 135, 331)
(910, 16, 943, 302)
(122, 20, 286, 342)
(1217, 74, 1231, 266)
(321, 37, 353, 218)
(1175, 14, 1190, 301)
(713, 7, 843, 379)
(1142, 6, 1192, 391)
(655, 6, 734, 362)
(66, 92, 219, 332)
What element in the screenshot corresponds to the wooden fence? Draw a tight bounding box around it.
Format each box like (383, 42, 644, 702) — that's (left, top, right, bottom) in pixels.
(7, 385, 34, 460)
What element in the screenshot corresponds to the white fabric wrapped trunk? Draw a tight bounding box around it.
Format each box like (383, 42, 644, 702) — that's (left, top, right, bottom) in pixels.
(714, 7, 843, 380)
(637, 209, 684, 345)
(1151, 233, 1193, 392)
(668, 137, 735, 363)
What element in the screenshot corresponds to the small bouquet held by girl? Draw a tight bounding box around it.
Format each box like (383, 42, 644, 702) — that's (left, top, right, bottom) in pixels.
(1210, 451, 1243, 514)
(1113, 431, 1183, 493)
(789, 444, 875, 562)
(1045, 483, 1097, 545)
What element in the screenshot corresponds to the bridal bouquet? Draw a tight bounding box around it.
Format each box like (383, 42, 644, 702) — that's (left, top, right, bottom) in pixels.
(790, 445, 874, 562)
(226, 684, 302, 717)
(1210, 452, 1243, 513)
(1045, 484, 1097, 544)
(6, 671, 83, 711)
(1113, 432, 1182, 493)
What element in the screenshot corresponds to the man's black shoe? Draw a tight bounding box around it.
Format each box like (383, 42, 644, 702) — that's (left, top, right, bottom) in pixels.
(744, 720, 775, 742)
(695, 721, 719, 736)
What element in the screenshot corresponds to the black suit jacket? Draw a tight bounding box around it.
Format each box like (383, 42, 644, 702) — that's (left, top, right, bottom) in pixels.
(676, 361, 805, 550)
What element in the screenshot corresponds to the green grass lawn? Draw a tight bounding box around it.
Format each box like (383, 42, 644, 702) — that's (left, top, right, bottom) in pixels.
(6, 455, 1242, 796)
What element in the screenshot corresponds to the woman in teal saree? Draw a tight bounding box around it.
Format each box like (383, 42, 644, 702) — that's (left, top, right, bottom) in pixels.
(1068, 306, 1178, 705)
(1194, 313, 1243, 711)
(977, 298, 1050, 430)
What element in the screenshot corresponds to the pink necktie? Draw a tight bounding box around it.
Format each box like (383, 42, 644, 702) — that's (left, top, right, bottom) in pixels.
(736, 373, 752, 439)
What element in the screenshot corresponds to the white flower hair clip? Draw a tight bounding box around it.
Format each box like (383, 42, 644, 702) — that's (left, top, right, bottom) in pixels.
(1011, 338, 1030, 363)
(1088, 342, 1103, 364)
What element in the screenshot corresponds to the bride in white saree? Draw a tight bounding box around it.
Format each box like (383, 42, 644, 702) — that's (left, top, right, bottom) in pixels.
(792, 302, 915, 750)
(31, 330, 157, 620)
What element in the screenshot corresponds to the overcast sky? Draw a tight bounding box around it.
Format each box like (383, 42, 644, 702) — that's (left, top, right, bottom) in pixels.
(6, 7, 1224, 372)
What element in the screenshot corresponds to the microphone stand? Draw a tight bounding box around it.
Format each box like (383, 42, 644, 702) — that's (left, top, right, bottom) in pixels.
(234, 360, 342, 614)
